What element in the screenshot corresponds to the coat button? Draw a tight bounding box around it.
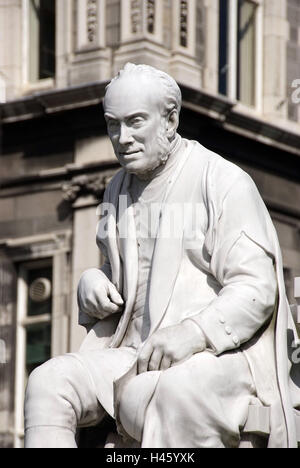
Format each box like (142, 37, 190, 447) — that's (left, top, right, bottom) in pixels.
(219, 316, 226, 324)
(232, 336, 239, 345)
(225, 326, 232, 335)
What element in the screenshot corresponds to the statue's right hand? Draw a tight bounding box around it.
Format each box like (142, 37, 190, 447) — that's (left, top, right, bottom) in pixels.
(77, 268, 124, 320)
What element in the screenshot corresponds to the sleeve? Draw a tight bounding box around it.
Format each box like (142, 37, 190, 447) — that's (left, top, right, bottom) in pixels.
(187, 171, 278, 355)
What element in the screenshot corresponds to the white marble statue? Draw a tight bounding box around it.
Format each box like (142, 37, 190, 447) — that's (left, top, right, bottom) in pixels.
(24, 63, 300, 448)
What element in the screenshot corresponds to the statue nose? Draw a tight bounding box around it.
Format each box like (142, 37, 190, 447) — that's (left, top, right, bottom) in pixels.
(119, 124, 134, 145)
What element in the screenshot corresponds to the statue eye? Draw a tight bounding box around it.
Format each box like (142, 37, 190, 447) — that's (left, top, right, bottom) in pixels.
(130, 117, 145, 127)
(107, 119, 119, 130)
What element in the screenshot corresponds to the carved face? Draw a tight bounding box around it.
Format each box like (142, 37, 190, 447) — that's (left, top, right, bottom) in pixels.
(104, 75, 171, 178)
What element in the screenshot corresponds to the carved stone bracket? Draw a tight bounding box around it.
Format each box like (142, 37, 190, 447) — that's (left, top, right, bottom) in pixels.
(62, 174, 112, 204)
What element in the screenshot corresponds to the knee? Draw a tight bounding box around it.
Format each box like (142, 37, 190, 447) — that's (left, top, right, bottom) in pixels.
(154, 367, 187, 411)
(154, 353, 218, 409)
(24, 356, 81, 432)
(119, 371, 160, 441)
(25, 356, 69, 402)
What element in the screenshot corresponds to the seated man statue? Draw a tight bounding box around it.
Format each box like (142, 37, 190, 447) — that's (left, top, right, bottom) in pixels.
(25, 63, 300, 448)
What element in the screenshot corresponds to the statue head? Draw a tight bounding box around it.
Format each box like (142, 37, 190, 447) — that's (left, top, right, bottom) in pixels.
(103, 63, 182, 178)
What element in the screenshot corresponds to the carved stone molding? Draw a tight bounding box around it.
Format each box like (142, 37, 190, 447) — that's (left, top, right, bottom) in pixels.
(180, 0, 188, 48)
(87, 0, 98, 43)
(119, 0, 163, 44)
(62, 174, 112, 203)
(75, 0, 107, 51)
(147, 0, 155, 34)
(131, 0, 142, 34)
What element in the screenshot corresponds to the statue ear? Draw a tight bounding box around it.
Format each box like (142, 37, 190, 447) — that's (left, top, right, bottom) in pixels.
(166, 109, 179, 139)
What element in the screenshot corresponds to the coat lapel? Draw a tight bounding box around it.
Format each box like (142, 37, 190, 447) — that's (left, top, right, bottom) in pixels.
(110, 174, 139, 347)
(105, 172, 125, 291)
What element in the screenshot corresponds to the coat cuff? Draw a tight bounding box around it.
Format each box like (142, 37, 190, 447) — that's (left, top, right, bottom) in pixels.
(187, 306, 241, 355)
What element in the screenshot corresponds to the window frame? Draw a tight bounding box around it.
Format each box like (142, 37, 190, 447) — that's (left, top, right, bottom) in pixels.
(8, 231, 71, 448)
(22, 0, 56, 92)
(218, 0, 263, 112)
(14, 259, 53, 448)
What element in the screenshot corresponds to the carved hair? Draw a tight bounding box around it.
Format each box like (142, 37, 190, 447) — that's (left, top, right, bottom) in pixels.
(104, 63, 182, 116)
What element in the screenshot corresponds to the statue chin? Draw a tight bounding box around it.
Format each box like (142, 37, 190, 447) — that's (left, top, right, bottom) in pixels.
(126, 155, 171, 180)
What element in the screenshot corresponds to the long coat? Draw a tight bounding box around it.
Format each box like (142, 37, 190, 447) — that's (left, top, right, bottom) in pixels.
(80, 140, 300, 448)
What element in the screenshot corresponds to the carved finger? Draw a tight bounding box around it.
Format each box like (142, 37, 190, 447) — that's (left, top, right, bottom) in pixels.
(98, 295, 121, 314)
(137, 343, 153, 374)
(83, 296, 101, 316)
(160, 355, 172, 371)
(108, 283, 124, 306)
(148, 348, 163, 372)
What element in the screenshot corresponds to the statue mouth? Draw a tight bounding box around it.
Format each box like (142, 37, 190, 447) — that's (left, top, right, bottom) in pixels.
(120, 151, 141, 159)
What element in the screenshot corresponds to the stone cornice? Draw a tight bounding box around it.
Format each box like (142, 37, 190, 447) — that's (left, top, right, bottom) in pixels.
(180, 85, 300, 158)
(0, 82, 108, 123)
(0, 81, 300, 157)
(0, 161, 119, 194)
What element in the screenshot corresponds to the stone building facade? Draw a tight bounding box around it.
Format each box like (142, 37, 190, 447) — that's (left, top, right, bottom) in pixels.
(0, 0, 299, 448)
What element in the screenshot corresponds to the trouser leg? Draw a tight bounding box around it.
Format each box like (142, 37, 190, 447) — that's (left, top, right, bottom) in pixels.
(117, 350, 257, 448)
(24, 353, 105, 448)
(141, 351, 256, 448)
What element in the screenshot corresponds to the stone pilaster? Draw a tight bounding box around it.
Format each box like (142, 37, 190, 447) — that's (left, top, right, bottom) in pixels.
(202, 0, 219, 94)
(68, 0, 111, 86)
(169, 0, 202, 89)
(56, 0, 72, 89)
(263, 0, 289, 120)
(0, 0, 22, 101)
(114, 0, 169, 75)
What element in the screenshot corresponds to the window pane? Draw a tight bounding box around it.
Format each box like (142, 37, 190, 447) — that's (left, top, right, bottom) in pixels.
(26, 322, 51, 378)
(237, 0, 256, 106)
(218, 0, 229, 96)
(29, 0, 56, 82)
(27, 265, 52, 317)
(39, 0, 56, 79)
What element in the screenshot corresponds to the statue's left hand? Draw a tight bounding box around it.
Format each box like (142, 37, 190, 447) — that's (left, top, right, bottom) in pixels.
(137, 321, 207, 374)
